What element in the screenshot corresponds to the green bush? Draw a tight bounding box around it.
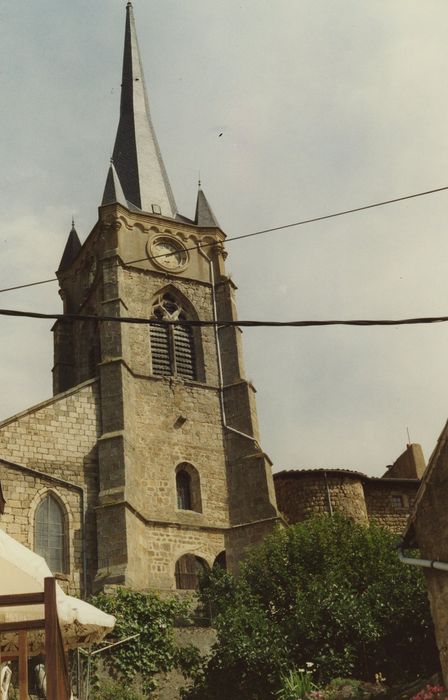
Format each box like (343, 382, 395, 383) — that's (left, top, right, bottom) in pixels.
(90, 678, 146, 700)
(184, 516, 437, 700)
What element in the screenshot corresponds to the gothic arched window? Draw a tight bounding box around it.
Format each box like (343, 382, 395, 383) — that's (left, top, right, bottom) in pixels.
(175, 554, 209, 590)
(150, 293, 197, 380)
(34, 493, 68, 574)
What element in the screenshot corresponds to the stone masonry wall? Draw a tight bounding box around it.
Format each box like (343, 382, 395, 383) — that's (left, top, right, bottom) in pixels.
(0, 380, 101, 594)
(274, 470, 418, 533)
(126, 512, 226, 591)
(411, 431, 448, 685)
(128, 377, 229, 527)
(0, 462, 82, 595)
(274, 472, 368, 524)
(364, 481, 418, 533)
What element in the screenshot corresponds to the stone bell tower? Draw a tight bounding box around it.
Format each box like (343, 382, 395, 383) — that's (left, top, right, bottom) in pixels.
(52, 2, 279, 592)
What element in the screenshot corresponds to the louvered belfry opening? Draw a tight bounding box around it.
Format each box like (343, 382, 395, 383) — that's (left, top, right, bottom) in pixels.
(150, 293, 197, 380)
(150, 323, 171, 376)
(173, 325, 195, 380)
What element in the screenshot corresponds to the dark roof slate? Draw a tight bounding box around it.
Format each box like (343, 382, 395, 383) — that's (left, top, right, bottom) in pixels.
(58, 224, 82, 272)
(109, 3, 177, 217)
(195, 188, 220, 227)
(274, 468, 419, 484)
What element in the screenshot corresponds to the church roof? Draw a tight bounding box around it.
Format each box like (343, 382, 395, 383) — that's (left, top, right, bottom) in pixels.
(195, 187, 220, 228)
(274, 468, 419, 484)
(108, 2, 177, 218)
(58, 221, 82, 272)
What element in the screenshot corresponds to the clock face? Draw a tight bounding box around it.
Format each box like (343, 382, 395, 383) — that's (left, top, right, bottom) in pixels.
(150, 237, 188, 271)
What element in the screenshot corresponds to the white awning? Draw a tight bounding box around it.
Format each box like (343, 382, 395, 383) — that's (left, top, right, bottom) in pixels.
(0, 528, 115, 655)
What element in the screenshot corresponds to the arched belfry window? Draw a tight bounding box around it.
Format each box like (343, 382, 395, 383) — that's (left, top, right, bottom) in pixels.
(34, 493, 68, 574)
(150, 293, 197, 380)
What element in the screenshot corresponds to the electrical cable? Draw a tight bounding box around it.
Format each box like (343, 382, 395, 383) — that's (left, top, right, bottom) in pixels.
(2, 307, 448, 328)
(1, 183, 448, 295)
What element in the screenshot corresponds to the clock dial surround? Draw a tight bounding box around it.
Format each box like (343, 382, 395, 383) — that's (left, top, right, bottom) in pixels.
(148, 236, 189, 272)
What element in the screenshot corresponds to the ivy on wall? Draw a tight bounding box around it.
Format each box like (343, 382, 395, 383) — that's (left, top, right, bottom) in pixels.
(89, 588, 200, 695)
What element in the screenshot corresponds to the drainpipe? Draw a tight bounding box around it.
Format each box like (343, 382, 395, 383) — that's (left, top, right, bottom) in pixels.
(323, 470, 334, 516)
(397, 544, 448, 572)
(198, 245, 261, 449)
(2, 461, 88, 596)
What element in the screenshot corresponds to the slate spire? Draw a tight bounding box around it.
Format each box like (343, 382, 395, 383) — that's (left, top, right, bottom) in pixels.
(109, 2, 177, 217)
(195, 185, 220, 228)
(58, 219, 82, 272)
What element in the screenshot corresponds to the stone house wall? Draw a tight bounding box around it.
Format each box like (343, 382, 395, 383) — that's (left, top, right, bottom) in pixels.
(403, 425, 448, 685)
(274, 469, 420, 534)
(364, 480, 418, 532)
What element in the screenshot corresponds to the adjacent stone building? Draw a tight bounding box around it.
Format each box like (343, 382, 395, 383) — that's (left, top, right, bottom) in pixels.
(0, 3, 279, 597)
(274, 443, 425, 533)
(402, 423, 448, 685)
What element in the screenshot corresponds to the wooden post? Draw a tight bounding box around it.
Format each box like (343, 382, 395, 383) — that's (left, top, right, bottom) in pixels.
(44, 577, 58, 700)
(18, 630, 28, 700)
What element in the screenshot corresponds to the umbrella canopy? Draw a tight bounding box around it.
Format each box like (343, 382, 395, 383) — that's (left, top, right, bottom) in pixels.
(0, 528, 115, 655)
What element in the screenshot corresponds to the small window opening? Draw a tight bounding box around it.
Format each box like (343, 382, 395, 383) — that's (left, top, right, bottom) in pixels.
(391, 494, 404, 509)
(176, 470, 192, 510)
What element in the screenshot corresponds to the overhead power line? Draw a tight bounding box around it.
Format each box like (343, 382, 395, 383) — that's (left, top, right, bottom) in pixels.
(1, 183, 448, 295)
(2, 307, 448, 329)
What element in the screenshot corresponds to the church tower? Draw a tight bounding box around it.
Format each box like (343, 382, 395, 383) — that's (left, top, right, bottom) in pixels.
(52, 3, 279, 591)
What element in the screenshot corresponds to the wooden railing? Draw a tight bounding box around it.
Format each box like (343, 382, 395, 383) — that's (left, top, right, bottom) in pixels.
(0, 577, 70, 700)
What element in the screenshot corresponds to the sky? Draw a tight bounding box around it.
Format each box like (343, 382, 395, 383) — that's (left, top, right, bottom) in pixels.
(1, 1, 448, 476)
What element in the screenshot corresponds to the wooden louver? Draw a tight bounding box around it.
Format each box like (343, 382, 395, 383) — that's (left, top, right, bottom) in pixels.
(150, 295, 197, 380)
(150, 323, 171, 376)
(173, 325, 196, 380)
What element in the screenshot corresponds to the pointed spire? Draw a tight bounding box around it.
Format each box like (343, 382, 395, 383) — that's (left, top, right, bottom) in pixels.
(110, 3, 177, 217)
(195, 186, 220, 227)
(58, 220, 82, 272)
(102, 161, 127, 207)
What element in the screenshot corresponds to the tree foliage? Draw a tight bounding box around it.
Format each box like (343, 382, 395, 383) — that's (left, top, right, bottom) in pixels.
(185, 516, 438, 700)
(89, 587, 194, 694)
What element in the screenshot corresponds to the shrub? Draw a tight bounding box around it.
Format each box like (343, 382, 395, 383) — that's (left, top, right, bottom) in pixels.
(90, 678, 146, 700)
(184, 516, 438, 700)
